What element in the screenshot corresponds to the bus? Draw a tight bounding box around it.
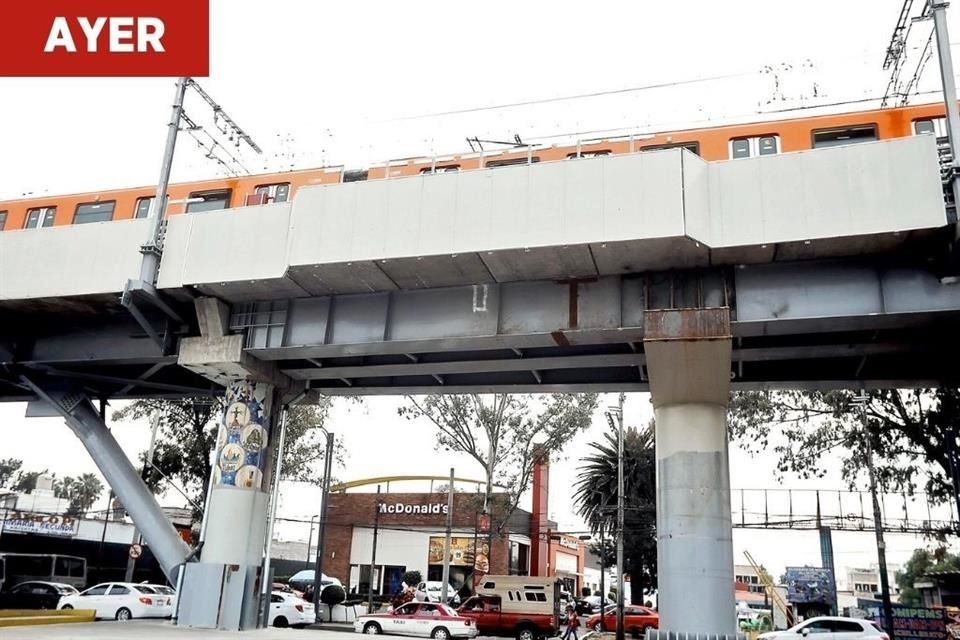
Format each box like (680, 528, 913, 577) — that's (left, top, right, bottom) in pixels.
(0, 553, 87, 590)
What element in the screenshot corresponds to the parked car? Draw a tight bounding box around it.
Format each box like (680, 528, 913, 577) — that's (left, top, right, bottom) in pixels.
(417, 581, 461, 606)
(570, 598, 594, 617)
(269, 590, 316, 628)
(288, 569, 342, 590)
(759, 616, 889, 640)
(586, 605, 659, 636)
(355, 601, 478, 639)
(145, 584, 177, 618)
(58, 582, 172, 621)
(584, 596, 615, 613)
(0, 581, 78, 609)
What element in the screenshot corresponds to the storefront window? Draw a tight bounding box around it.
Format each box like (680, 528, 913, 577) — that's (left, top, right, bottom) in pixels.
(509, 541, 530, 576)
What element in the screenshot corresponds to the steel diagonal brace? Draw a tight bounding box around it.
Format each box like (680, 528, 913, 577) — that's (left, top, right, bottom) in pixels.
(19, 376, 191, 583)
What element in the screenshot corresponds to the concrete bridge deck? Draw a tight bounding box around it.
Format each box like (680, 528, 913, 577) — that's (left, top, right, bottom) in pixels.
(0, 136, 956, 399)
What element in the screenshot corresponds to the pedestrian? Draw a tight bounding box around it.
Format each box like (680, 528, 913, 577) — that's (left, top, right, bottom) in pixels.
(562, 605, 579, 640)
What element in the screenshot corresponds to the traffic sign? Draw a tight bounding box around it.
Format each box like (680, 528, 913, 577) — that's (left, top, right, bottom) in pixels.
(129, 543, 142, 559)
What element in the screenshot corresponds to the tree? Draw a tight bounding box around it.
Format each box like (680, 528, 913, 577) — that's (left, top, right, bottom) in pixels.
(112, 397, 345, 523)
(399, 394, 599, 538)
(401, 570, 423, 588)
(54, 473, 104, 517)
(12, 470, 48, 494)
(896, 547, 960, 606)
(0, 458, 22, 488)
(729, 389, 960, 506)
(572, 424, 657, 605)
(321, 584, 347, 622)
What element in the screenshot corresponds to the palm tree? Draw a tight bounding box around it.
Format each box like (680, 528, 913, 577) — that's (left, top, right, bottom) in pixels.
(572, 424, 657, 604)
(56, 474, 104, 517)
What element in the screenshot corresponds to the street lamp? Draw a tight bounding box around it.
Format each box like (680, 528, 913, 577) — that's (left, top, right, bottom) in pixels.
(605, 394, 625, 640)
(852, 392, 895, 640)
(312, 427, 336, 621)
(305, 514, 320, 569)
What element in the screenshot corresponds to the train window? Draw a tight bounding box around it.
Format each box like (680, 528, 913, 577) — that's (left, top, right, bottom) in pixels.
(0, 211, 6, 231)
(914, 118, 947, 137)
(24, 207, 56, 229)
(73, 201, 115, 224)
(729, 136, 780, 159)
(420, 165, 461, 174)
(343, 169, 369, 183)
(254, 183, 291, 203)
(759, 136, 778, 155)
(134, 197, 155, 219)
(640, 141, 700, 156)
(566, 150, 612, 159)
(186, 189, 232, 213)
(730, 139, 750, 159)
(485, 156, 541, 168)
(811, 124, 877, 149)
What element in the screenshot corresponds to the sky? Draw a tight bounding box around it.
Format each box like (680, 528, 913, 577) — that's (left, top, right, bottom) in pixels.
(2, 0, 960, 586)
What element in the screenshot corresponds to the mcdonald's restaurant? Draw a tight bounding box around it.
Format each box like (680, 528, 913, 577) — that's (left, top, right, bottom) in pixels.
(322, 470, 586, 600)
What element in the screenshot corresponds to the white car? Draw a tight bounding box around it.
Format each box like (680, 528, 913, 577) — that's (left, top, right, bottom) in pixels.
(355, 601, 478, 639)
(144, 583, 177, 618)
(760, 617, 889, 640)
(58, 582, 172, 621)
(269, 591, 317, 628)
(416, 582, 461, 606)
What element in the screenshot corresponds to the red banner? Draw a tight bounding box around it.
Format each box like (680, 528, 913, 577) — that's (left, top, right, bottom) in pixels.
(0, 1, 209, 77)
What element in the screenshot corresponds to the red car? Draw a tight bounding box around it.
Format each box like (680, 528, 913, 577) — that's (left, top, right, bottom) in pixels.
(586, 605, 659, 636)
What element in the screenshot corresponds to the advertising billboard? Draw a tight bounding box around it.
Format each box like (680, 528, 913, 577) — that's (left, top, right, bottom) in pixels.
(2, 511, 79, 537)
(783, 567, 837, 605)
(429, 536, 477, 567)
(857, 601, 948, 640)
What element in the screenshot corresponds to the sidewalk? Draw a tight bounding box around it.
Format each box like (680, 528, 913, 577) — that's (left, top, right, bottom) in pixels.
(0, 619, 361, 639)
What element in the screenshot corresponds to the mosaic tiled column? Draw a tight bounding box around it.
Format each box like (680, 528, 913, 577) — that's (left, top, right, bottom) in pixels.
(202, 380, 278, 568)
(213, 380, 272, 490)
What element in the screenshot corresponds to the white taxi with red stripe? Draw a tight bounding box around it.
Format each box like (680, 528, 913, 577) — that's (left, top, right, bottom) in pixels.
(355, 601, 478, 639)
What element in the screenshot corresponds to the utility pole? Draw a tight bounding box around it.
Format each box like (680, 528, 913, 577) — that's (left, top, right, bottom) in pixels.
(615, 392, 626, 640)
(313, 429, 336, 619)
(125, 413, 161, 583)
(305, 514, 318, 569)
(928, 0, 960, 234)
(854, 393, 895, 640)
(485, 437, 496, 576)
(138, 77, 188, 286)
(259, 408, 288, 628)
(599, 527, 606, 632)
(368, 485, 382, 613)
(441, 468, 455, 604)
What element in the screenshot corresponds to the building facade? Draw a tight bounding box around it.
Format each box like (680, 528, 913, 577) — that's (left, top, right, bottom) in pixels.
(324, 491, 533, 598)
(322, 464, 585, 599)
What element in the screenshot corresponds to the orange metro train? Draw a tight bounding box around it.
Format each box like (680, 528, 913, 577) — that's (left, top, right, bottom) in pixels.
(0, 101, 951, 232)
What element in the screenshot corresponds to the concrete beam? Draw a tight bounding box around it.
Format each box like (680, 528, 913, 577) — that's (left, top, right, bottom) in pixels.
(178, 334, 289, 389)
(194, 297, 231, 339)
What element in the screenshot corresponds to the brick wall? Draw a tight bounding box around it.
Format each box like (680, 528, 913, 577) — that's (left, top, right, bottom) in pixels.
(323, 492, 516, 585)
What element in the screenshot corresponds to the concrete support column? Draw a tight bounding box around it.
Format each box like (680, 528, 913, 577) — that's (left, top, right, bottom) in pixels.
(176, 297, 291, 630)
(203, 379, 276, 567)
(643, 308, 735, 636)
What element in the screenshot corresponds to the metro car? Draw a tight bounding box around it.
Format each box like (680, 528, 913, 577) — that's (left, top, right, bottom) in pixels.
(0, 102, 952, 234)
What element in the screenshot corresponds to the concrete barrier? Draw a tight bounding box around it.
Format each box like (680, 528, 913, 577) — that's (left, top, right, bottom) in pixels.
(0, 608, 96, 627)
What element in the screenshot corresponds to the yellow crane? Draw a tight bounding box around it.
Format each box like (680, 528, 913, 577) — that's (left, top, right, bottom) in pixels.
(744, 550, 794, 628)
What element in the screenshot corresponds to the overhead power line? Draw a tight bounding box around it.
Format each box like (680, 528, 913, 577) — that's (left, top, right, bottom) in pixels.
(387, 70, 759, 121)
